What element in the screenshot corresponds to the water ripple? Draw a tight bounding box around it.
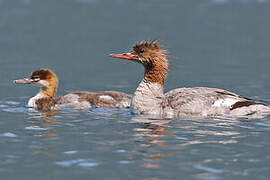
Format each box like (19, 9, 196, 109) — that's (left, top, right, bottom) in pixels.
(115, 149, 127, 153)
(63, 151, 78, 155)
(195, 165, 224, 174)
(24, 126, 48, 131)
(55, 159, 99, 168)
(2, 107, 27, 113)
(119, 160, 133, 164)
(1, 132, 17, 138)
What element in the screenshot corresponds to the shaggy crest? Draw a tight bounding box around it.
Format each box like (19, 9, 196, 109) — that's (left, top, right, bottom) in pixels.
(132, 40, 162, 53)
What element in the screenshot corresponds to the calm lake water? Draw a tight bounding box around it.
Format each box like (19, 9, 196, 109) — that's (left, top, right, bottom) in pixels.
(1, 0, 270, 179)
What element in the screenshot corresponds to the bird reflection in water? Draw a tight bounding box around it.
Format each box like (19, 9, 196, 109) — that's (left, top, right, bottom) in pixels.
(131, 116, 177, 169)
(25, 110, 63, 159)
(27, 110, 61, 137)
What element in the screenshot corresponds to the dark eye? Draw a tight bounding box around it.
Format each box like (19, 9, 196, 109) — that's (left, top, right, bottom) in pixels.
(140, 49, 145, 53)
(31, 76, 40, 81)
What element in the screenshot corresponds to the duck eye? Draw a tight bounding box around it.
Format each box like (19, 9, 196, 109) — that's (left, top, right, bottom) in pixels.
(140, 49, 145, 53)
(31, 77, 40, 82)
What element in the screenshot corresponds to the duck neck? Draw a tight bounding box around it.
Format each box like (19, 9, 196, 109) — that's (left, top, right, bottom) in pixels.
(131, 57, 173, 117)
(42, 85, 57, 98)
(132, 79, 165, 116)
(132, 59, 170, 114)
(143, 61, 168, 86)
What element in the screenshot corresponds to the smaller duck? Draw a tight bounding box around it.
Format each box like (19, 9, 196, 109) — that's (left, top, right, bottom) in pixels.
(13, 68, 131, 111)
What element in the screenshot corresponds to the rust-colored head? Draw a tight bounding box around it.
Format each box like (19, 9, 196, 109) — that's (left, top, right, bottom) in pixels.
(14, 68, 59, 97)
(110, 41, 169, 85)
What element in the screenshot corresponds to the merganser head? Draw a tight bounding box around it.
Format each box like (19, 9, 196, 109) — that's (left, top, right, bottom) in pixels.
(13, 68, 58, 97)
(110, 41, 169, 85)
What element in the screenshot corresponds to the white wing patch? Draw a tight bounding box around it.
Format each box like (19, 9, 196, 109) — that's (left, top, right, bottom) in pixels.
(99, 95, 114, 101)
(213, 98, 238, 108)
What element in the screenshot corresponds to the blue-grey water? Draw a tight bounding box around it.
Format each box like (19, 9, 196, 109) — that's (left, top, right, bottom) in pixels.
(1, 0, 270, 179)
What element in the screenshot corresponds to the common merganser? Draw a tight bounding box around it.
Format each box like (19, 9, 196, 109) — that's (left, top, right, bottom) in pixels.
(13, 68, 131, 111)
(110, 41, 270, 117)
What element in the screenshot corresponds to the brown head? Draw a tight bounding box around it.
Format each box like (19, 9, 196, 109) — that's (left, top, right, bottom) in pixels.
(110, 41, 169, 86)
(13, 68, 59, 97)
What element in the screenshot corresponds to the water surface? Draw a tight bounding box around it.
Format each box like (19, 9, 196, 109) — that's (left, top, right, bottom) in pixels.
(1, 0, 270, 179)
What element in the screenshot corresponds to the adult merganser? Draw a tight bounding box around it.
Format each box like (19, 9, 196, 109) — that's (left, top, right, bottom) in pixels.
(13, 68, 131, 111)
(110, 41, 270, 117)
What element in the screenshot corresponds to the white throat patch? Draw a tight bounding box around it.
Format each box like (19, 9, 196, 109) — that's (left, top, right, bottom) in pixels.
(36, 80, 50, 88)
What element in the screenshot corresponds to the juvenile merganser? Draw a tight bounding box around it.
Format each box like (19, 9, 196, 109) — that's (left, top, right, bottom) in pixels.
(110, 41, 270, 117)
(13, 68, 131, 111)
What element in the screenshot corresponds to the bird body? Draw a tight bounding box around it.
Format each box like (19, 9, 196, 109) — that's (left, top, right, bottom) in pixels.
(14, 68, 131, 111)
(110, 41, 270, 117)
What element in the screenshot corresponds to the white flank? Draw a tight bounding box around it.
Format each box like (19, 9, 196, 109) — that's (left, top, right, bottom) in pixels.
(213, 98, 238, 107)
(99, 95, 114, 101)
